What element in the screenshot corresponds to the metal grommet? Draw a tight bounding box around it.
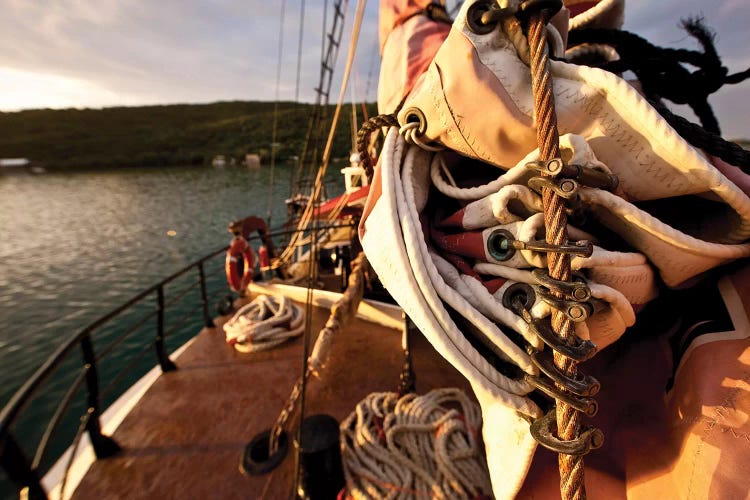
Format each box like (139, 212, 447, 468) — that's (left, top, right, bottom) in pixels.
(466, 0, 498, 35)
(487, 228, 516, 261)
(501, 282, 535, 311)
(403, 107, 427, 135)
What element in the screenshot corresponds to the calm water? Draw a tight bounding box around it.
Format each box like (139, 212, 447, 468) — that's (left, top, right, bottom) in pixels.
(0, 164, 342, 490)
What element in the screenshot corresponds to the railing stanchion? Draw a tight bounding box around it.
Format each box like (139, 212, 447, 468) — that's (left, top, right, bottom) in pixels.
(198, 262, 215, 328)
(80, 334, 121, 459)
(1, 434, 47, 500)
(155, 286, 177, 372)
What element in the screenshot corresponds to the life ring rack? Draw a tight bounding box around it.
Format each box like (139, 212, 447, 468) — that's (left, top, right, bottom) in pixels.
(225, 236, 255, 293)
(224, 215, 276, 293)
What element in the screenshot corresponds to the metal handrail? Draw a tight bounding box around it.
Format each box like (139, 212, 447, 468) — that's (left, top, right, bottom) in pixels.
(0, 244, 230, 499)
(0, 244, 228, 437)
(0, 221, 355, 498)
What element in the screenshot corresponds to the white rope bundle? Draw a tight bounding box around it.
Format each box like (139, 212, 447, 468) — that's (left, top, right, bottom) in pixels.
(223, 295, 304, 353)
(340, 388, 492, 499)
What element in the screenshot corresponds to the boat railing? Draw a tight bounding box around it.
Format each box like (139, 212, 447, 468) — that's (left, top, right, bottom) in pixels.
(0, 244, 232, 499)
(0, 222, 356, 499)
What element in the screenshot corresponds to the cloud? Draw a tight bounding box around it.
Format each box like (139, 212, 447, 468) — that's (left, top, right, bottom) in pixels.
(0, 0, 746, 136)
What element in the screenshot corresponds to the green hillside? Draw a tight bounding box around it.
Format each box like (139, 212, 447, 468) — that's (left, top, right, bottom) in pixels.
(0, 101, 378, 169)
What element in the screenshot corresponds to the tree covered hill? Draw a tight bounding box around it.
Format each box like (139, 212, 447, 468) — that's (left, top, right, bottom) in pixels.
(0, 101, 378, 169)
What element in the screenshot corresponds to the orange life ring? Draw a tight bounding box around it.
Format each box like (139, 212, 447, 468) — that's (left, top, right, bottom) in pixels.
(226, 235, 255, 292)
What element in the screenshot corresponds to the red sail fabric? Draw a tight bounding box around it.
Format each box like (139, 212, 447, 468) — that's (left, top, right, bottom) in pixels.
(377, 0, 450, 113)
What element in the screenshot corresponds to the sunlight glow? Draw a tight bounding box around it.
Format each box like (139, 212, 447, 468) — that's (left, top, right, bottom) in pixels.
(0, 67, 134, 111)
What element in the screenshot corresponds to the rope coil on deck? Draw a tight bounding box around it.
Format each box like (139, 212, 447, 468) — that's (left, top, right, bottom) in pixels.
(223, 295, 304, 353)
(340, 388, 492, 499)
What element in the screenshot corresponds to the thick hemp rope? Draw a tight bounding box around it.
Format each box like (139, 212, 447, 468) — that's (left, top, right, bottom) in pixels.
(340, 388, 492, 499)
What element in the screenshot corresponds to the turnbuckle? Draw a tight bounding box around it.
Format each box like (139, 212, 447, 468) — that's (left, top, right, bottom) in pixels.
(529, 409, 604, 456)
(486, 228, 593, 262)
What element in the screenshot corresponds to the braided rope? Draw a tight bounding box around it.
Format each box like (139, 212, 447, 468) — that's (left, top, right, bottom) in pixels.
(528, 12, 587, 500)
(340, 389, 492, 499)
(357, 114, 399, 179)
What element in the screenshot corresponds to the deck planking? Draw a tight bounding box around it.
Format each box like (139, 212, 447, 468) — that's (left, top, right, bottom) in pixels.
(72, 298, 472, 499)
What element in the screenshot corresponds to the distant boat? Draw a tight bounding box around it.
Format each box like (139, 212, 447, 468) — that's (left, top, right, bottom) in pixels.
(244, 153, 261, 168)
(211, 155, 226, 168)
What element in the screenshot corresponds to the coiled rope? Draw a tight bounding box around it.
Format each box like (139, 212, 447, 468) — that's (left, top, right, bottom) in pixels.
(340, 388, 492, 499)
(223, 295, 304, 353)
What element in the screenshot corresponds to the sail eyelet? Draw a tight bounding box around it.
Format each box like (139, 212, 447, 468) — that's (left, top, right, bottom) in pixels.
(467, 1, 496, 34)
(487, 229, 517, 261)
(403, 108, 427, 135)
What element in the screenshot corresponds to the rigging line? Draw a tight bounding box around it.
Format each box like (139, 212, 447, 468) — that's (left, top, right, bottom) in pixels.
(267, 0, 288, 226)
(351, 72, 358, 153)
(355, 69, 369, 122)
(293, 0, 363, 249)
(291, 6, 368, 491)
(363, 35, 378, 106)
(274, 0, 363, 268)
(316, 0, 367, 183)
(294, 207, 318, 498)
(295, 0, 306, 102)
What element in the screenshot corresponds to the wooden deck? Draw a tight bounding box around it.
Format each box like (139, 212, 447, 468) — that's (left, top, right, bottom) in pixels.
(72, 298, 473, 499)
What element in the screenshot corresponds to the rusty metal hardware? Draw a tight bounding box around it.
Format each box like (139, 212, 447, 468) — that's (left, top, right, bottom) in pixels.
(526, 159, 618, 191)
(525, 158, 565, 176)
(529, 316, 597, 361)
(531, 269, 591, 302)
(534, 287, 592, 322)
(502, 286, 597, 361)
(486, 228, 593, 262)
(527, 176, 579, 199)
(466, 0, 518, 34)
(529, 408, 604, 456)
(524, 374, 598, 417)
(528, 348, 600, 396)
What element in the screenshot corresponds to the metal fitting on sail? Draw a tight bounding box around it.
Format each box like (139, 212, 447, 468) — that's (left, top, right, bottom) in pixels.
(533, 287, 592, 322)
(501, 283, 597, 361)
(527, 176, 579, 200)
(527, 348, 601, 396)
(524, 374, 598, 417)
(531, 268, 591, 302)
(526, 158, 619, 191)
(529, 409, 604, 456)
(486, 229, 593, 262)
(466, 0, 517, 34)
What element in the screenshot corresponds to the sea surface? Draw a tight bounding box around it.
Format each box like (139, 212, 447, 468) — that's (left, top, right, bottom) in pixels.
(0, 164, 343, 490)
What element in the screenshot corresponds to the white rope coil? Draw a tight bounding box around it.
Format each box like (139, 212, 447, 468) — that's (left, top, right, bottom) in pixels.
(340, 388, 492, 499)
(223, 295, 304, 353)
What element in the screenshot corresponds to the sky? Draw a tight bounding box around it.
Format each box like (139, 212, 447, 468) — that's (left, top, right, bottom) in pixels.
(0, 0, 748, 138)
